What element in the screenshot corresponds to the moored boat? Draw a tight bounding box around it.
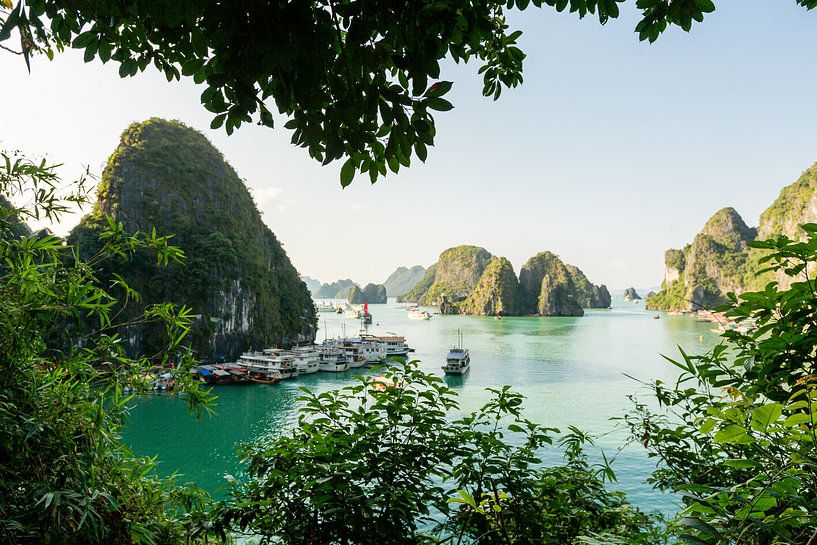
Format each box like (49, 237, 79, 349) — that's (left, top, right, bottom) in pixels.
(318, 347, 350, 372)
(236, 349, 299, 380)
(249, 370, 279, 384)
(360, 333, 411, 357)
(292, 346, 320, 374)
(442, 330, 470, 375)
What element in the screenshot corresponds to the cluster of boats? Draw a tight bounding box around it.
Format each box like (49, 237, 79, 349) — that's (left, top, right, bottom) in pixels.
(192, 333, 412, 385)
(407, 306, 433, 320)
(316, 301, 373, 323)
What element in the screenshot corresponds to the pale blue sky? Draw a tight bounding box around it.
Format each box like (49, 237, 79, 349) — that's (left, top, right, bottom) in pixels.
(2, 1, 816, 290)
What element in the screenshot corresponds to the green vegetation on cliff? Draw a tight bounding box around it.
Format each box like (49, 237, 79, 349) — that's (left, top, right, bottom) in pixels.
(406, 246, 608, 317)
(519, 252, 584, 316)
(348, 283, 388, 304)
(645, 274, 687, 310)
(649, 163, 817, 310)
(459, 257, 520, 316)
(398, 246, 492, 305)
(565, 264, 611, 308)
(649, 206, 763, 310)
(398, 265, 437, 303)
(69, 119, 316, 360)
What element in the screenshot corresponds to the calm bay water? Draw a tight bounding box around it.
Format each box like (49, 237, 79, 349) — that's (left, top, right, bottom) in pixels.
(123, 295, 720, 513)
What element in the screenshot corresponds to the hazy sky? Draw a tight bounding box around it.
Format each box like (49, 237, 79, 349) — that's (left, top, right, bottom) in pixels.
(3, 1, 816, 290)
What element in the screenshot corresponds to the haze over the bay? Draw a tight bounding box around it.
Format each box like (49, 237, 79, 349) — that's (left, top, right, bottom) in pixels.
(3, 0, 816, 289)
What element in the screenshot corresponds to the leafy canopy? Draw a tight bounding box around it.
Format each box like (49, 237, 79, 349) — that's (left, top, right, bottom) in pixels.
(3, 0, 814, 185)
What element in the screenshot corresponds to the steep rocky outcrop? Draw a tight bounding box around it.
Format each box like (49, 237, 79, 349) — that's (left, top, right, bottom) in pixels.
(382, 265, 426, 297)
(400, 245, 608, 316)
(302, 276, 322, 295)
(647, 207, 754, 310)
(398, 265, 436, 303)
(69, 118, 316, 360)
(565, 264, 611, 308)
(648, 163, 817, 310)
(518, 252, 584, 316)
(459, 257, 520, 316)
(315, 279, 357, 299)
(398, 246, 493, 305)
(348, 283, 387, 304)
(623, 287, 641, 301)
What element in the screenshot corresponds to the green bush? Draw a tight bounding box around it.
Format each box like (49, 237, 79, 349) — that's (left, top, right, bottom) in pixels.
(218, 361, 666, 545)
(624, 226, 817, 544)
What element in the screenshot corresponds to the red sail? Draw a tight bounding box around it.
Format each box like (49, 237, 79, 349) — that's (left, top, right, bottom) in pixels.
(363, 302, 369, 314)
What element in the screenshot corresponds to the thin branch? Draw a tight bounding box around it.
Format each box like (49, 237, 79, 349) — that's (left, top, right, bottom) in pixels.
(0, 42, 22, 55)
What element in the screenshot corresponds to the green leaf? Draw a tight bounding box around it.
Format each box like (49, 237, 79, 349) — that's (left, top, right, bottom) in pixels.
(699, 418, 716, 434)
(783, 413, 811, 427)
(340, 159, 355, 187)
(210, 113, 227, 130)
(722, 458, 758, 469)
(713, 424, 748, 444)
(424, 81, 453, 98)
(426, 97, 454, 111)
(750, 403, 783, 432)
(72, 30, 97, 48)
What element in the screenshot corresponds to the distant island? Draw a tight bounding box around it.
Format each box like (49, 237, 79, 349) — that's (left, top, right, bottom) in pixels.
(348, 283, 388, 304)
(382, 265, 426, 297)
(312, 279, 357, 299)
(647, 161, 817, 311)
(647, 159, 817, 310)
(623, 287, 641, 301)
(398, 245, 610, 316)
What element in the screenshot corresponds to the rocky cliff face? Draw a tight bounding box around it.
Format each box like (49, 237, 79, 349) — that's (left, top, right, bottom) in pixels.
(459, 257, 520, 316)
(648, 163, 817, 310)
(348, 283, 388, 304)
(623, 287, 641, 301)
(382, 265, 426, 297)
(647, 208, 754, 311)
(69, 118, 316, 360)
(401, 245, 607, 316)
(565, 264, 611, 308)
(519, 252, 584, 316)
(315, 279, 357, 299)
(399, 246, 492, 305)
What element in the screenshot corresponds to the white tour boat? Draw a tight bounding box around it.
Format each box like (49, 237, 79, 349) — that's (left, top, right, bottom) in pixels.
(318, 347, 350, 372)
(237, 349, 299, 380)
(361, 334, 411, 357)
(292, 346, 320, 374)
(442, 330, 470, 375)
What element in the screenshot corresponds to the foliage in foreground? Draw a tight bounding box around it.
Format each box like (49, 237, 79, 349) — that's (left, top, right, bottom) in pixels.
(625, 226, 817, 544)
(217, 361, 666, 545)
(0, 152, 216, 544)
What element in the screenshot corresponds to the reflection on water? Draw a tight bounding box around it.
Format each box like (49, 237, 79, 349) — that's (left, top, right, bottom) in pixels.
(123, 296, 720, 512)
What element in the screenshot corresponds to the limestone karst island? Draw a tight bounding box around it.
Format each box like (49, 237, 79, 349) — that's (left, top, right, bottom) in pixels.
(5, 4, 817, 544)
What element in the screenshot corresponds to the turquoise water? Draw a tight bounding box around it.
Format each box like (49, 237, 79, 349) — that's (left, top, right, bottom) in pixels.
(122, 296, 719, 512)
